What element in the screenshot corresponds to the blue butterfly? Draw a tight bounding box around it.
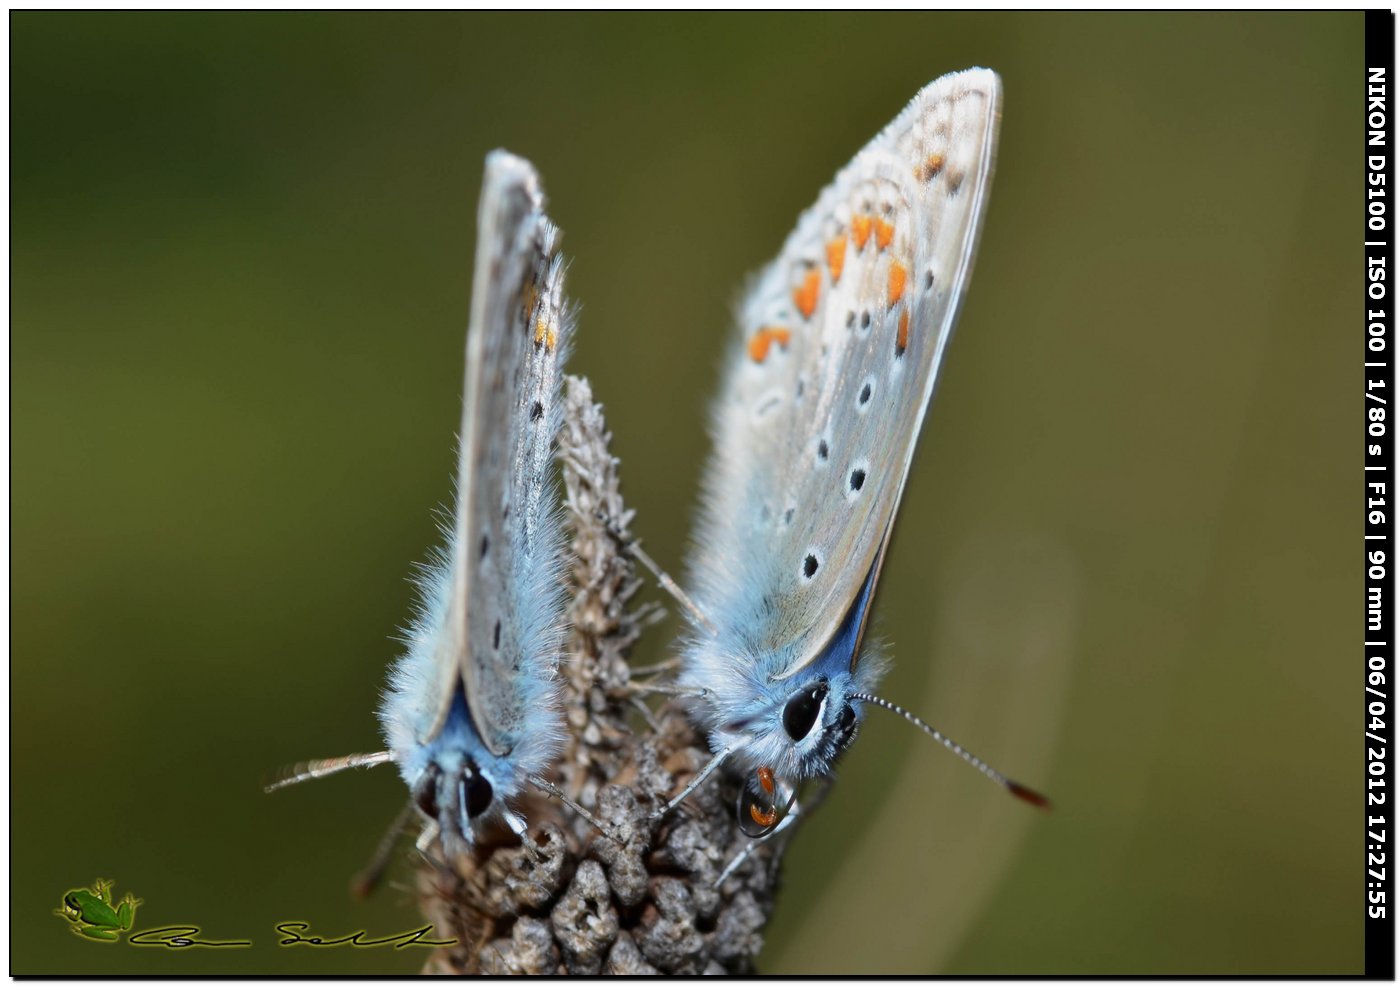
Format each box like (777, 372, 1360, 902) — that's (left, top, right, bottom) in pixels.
(270, 152, 593, 866)
(653, 70, 1048, 844)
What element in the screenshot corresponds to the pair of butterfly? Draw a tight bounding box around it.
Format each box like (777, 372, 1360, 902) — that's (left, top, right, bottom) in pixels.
(270, 68, 1047, 875)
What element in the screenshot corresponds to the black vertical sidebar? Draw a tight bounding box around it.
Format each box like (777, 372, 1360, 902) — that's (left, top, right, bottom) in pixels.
(1365, 9, 1395, 980)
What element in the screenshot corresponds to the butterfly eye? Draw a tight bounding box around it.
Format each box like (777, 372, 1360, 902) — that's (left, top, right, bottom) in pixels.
(412, 763, 442, 819)
(782, 681, 829, 741)
(462, 770, 494, 819)
(837, 703, 858, 748)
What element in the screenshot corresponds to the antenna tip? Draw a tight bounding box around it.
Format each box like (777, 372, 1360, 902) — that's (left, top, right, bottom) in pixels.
(1007, 780, 1052, 812)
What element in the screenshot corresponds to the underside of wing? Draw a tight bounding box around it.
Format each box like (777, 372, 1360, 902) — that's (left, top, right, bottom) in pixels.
(688, 69, 1002, 682)
(431, 151, 572, 768)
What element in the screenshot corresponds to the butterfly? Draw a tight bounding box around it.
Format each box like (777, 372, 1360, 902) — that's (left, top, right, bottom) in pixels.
(269, 151, 588, 864)
(655, 69, 1048, 841)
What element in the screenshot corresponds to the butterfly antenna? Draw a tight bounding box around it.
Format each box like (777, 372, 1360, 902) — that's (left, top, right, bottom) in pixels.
(851, 693, 1051, 810)
(264, 751, 395, 794)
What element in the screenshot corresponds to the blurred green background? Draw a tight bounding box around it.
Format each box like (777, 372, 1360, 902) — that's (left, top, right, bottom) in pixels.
(12, 11, 1361, 974)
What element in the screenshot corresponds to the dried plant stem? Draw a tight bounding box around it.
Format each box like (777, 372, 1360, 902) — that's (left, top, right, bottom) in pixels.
(418, 376, 785, 975)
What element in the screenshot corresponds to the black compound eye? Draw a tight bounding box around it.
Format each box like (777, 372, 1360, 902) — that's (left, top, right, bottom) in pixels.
(412, 763, 441, 819)
(462, 771, 494, 819)
(782, 681, 829, 741)
(837, 703, 858, 747)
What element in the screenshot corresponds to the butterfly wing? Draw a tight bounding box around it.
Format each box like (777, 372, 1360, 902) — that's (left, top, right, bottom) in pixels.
(687, 70, 1001, 688)
(422, 151, 572, 774)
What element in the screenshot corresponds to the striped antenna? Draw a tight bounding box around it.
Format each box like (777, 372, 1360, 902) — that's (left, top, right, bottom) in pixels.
(851, 692, 1051, 811)
(264, 751, 395, 794)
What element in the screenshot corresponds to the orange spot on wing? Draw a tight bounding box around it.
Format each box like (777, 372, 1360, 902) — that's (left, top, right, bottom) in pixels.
(826, 236, 847, 283)
(747, 326, 792, 363)
(534, 317, 558, 351)
(917, 152, 946, 182)
(888, 261, 907, 306)
(897, 308, 910, 355)
(793, 267, 821, 320)
(851, 214, 873, 251)
(874, 218, 895, 251)
(757, 766, 776, 796)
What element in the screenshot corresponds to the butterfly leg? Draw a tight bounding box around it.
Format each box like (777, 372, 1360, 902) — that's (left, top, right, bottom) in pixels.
(350, 801, 416, 899)
(526, 775, 622, 844)
(627, 655, 682, 677)
(413, 825, 469, 892)
(501, 807, 545, 863)
(625, 539, 719, 636)
(717, 774, 835, 884)
(626, 681, 709, 700)
(648, 746, 733, 821)
(595, 509, 718, 636)
(716, 805, 800, 885)
(629, 694, 664, 733)
(415, 819, 441, 855)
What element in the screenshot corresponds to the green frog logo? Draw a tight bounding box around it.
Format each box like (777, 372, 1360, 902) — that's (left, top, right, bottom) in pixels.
(55, 878, 141, 942)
